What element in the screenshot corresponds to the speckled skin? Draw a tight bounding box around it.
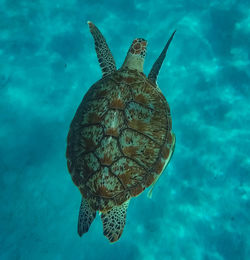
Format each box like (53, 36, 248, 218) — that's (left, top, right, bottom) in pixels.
(66, 68, 174, 212)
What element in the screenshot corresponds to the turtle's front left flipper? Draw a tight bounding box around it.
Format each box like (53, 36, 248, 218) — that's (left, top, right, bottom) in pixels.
(88, 21, 116, 77)
(78, 198, 96, 236)
(101, 200, 130, 243)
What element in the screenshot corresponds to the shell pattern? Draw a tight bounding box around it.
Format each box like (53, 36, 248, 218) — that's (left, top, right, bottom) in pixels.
(66, 68, 173, 212)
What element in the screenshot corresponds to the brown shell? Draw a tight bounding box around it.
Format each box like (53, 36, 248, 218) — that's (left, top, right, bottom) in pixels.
(66, 68, 174, 211)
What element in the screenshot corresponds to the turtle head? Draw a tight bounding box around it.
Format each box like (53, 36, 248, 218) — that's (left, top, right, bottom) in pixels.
(121, 38, 147, 72)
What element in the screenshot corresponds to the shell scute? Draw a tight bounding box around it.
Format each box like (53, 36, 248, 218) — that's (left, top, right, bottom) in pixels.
(111, 157, 146, 189)
(131, 81, 169, 113)
(95, 137, 122, 166)
(72, 152, 100, 181)
(71, 170, 85, 187)
(84, 152, 101, 172)
(113, 190, 131, 206)
(80, 125, 103, 152)
(78, 98, 109, 125)
(86, 167, 124, 198)
(102, 110, 126, 137)
(125, 101, 167, 144)
(108, 83, 131, 108)
(119, 128, 160, 169)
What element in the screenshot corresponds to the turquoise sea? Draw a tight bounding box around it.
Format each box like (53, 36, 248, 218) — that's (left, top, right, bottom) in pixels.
(1, 0, 249, 259)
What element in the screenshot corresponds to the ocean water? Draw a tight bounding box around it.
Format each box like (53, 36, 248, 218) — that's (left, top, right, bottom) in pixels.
(1, 0, 249, 259)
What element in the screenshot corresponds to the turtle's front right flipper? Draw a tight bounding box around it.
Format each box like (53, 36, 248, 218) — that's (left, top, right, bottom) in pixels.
(78, 198, 96, 236)
(148, 30, 176, 84)
(88, 21, 116, 77)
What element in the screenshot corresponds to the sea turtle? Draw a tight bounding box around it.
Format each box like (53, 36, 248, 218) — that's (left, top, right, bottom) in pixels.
(66, 21, 176, 243)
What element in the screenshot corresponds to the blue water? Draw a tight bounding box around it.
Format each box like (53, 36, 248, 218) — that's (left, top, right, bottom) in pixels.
(1, 0, 249, 259)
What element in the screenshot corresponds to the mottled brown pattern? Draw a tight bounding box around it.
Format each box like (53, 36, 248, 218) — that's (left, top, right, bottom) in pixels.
(161, 145, 170, 159)
(108, 85, 131, 106)
(125, 102, 153, 122)
(73, 155, 99, 183)
(123, 146, 138, 157)
(128, 119, 148, 134)
(74, 156, 88, 172)
(66, 128, 82, 159)
(100, 155, 113, 166)
(86, 168, 123, 198)
(95, 137, 122, 165)
(66, 68, 174, 211)
(125, 77, 134, 83)
(78, 125, 103, 152)
(97, 89, 108, 98)
(130, 185, 144, 197)
(125, 102, 166, 144)
(103, 110, 125, 136)
(71, 171, 85, 187)
(111, 157, 146, 188)
(154, 157, 166, 174)
(109, 98, 125, 109)
(80, 137, 95, 150)
(114, 190, 131, 206)
(106, 128, 119, 137)
(79, 98, 109, 125)
(84, 153, 100, 172)
(119, 129, 160, 169)
(89, 113, 102, 124)
(144, 174, 155, 187)
(134, 93, 147, 104)
(118, 69, 144, 84)
(111, 72, 124, 83)
(131, 80, 169, 113)
(84, 78, 112, 100)
(128, 119, 151, 137)
(166, 131, 173, 144)
(144, 148, 156, 158)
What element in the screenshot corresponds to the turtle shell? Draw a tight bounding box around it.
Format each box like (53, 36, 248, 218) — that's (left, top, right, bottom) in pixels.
(66, 68, 173, 211)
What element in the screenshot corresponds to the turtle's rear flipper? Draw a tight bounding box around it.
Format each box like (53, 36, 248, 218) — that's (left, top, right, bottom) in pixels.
(101, 200, 130, 243)
(78, 198, 96, 236)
